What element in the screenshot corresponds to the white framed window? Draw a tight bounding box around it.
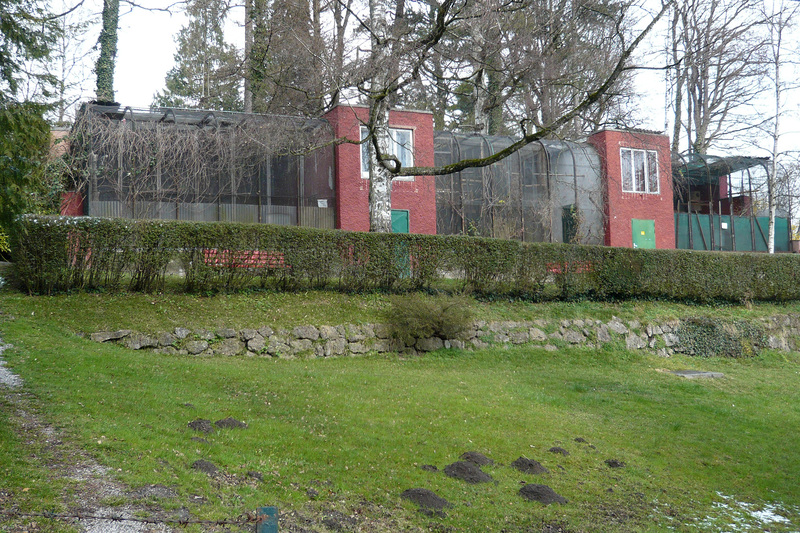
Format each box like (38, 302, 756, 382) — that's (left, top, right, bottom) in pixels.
(360, 126, 414, 180)
(620, 148, 659, 194)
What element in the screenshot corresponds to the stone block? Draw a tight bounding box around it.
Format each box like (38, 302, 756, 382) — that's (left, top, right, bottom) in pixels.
(324, 338, 347, 356)
(289, 339, 314, 353)
(91, 330, 132, 343)
(349, 342, 368, 354)
(240, 329, 258, 341)
(625, 334, 647, 350)
(416, 337, 445, 352)
(194, 329, 215, 341)
(509, 330, 529, 344)
(606, 321, 628, 335)
(158, 332, 176, 347)
(345, 324, 366, 342)
(257, 326, 274, 338)
(663, 333, 679, 347)
(373, 323, 391, 339)
(318, 325, 339, 340)
(372, 338, 402, 353)
(217, 328, 238, 339)
(267, 338, 290, 356)
(247, 335, 266, 353)
(215, 338, 244, 356)
(563, 330, 586, 344)
(174, 327, 191, 339)
(529, 328, 548, 342)
(596, 326, 612, 343)
(125, 333, 159, 350)
(185, 340, 209, 355)
(293, 325, 320, 341)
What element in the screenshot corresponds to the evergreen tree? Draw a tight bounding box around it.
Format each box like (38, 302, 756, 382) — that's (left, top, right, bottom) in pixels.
(154, 0, 242, 111)
(0, 0, 54, 236)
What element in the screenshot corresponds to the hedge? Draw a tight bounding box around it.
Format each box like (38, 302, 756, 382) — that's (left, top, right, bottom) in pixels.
(11, 215, 800, 302)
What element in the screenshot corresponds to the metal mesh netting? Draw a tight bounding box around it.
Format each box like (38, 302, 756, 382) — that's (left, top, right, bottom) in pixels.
(434, 132, 603, 244)
(70, 104, 336, 229)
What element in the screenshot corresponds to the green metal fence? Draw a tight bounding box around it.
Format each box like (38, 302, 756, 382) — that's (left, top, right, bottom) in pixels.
(675, 213, 791, 252)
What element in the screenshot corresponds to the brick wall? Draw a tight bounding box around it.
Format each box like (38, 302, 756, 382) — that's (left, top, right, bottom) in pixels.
(323, 106, 436, 234)
(588, 130, 675, 249)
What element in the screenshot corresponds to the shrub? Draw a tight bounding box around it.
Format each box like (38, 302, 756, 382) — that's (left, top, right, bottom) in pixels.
(383, 294, 474, 345)
(12, 215, 800, 303)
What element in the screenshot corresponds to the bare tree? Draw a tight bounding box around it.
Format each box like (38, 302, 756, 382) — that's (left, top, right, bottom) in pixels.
(352, 0, 671, 232)
(761, 0, 799, 253)
(668, 0, 767, 155)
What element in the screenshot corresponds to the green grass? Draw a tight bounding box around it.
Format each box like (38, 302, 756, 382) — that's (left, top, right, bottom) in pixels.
(1, 290, 800, 531)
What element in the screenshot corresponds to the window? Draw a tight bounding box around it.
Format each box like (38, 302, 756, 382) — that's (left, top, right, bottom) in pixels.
(620, 148, 659, 194)
(360, 126, 414, 179)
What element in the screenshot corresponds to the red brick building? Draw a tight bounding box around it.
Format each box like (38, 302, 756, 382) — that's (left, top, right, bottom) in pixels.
(323, 105, 436, 234)
(61, 104, 686, 250)
(588, 130, 675, 249)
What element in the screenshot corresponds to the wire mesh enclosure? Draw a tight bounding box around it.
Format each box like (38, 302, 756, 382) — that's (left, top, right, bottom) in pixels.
(434, 132, 603, 244)
(69, 104, 337, 229)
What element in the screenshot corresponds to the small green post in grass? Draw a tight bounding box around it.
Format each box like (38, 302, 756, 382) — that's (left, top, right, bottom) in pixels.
(256, 506, 278, 533)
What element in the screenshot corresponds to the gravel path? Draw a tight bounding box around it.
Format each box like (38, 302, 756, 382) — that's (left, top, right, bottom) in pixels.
(0, 335, 174, 533)
(0, 342, 22, 388)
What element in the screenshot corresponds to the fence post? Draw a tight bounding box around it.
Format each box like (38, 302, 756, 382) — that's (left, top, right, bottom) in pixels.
(256, 506, 278, 533)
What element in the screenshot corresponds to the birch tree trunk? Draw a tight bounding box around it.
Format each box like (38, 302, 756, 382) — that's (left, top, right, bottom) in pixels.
(367, 0, 395, 233)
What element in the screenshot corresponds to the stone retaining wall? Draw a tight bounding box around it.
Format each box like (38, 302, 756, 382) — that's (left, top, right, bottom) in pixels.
(87, 314, 800, 359)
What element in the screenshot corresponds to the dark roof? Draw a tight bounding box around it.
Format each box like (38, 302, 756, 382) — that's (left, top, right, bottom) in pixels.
(671, 153, 770, 185)
(76, 102, 328, 131)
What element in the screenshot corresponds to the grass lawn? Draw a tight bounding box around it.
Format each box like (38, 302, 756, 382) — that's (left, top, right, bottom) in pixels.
(1, 289, 800, 531)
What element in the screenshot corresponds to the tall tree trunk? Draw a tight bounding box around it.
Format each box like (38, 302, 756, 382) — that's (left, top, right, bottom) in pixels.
(367, 0, 395, 232)
(95, 0, 119, 104)
(243, 0, 253, 113)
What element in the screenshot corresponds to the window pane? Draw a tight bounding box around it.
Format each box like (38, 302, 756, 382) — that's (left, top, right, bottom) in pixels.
(647, 151, 659, 193)
(391, 128, 413, 168)
(634, 150, 645, 192)
(621, 149, 633, 191)
(360, 126, 369, 175)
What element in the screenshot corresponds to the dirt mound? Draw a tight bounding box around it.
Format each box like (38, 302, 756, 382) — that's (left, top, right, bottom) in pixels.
(420, 464, 438, 472)
(549, 446, 569, 456)
(187, 419, 214, 434)
(605, 459, 625, 468)
(519, 483, 567, 505)
(215, 417, 248, 429)
(459, 451, 494, 466)
(443, 461, 493, 483)
(191, 459, 218, 475)
(511, 456, 550, 475)
(401, 488, 453, 510)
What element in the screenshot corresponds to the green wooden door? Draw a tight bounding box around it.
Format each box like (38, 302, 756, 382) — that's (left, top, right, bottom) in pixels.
(391, 210, 410, 233)
(632, 219, 656, 249)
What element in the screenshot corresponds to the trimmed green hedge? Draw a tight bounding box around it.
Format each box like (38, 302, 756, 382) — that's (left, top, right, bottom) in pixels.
(12, 215, 800, 302)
